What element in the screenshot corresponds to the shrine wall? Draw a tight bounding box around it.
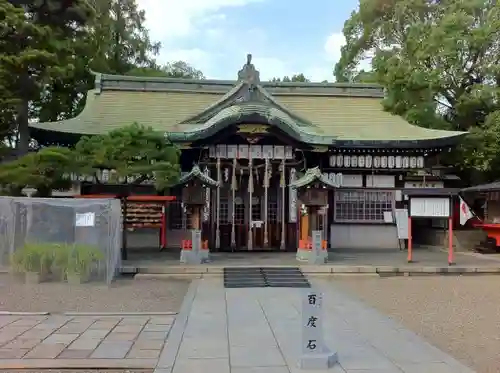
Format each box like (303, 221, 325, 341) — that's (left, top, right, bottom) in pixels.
(329, 224, 399, 250)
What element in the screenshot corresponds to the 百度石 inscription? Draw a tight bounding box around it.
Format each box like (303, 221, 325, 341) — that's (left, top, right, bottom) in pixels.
(299, 290, 338, 370)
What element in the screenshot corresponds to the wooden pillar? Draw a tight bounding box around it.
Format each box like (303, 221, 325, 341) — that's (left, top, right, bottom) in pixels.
(310, 206, 318, 233)
(191, 206, 201, 230)
(301, 208, 309, 241)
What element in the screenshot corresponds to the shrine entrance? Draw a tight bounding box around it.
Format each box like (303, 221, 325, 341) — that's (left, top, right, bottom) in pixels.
(217, 180, 285, 252)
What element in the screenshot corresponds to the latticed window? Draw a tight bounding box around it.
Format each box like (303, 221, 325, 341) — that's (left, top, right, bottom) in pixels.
(251, 197, 261, 221)
(334, 190, 394, 223)
(219, 197, 229, 224)
(234, 197, 245, 225)
(268, 199, 278, 222)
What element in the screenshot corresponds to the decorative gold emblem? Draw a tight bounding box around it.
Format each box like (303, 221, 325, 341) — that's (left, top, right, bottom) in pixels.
(247, 137, 261, 144)
(237, 124, 269, 134)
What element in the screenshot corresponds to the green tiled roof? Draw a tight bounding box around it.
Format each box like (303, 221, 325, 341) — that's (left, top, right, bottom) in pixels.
(176, 165, 218, 187)
(290, 167, 338, 189)
(29, 70, 467, 148)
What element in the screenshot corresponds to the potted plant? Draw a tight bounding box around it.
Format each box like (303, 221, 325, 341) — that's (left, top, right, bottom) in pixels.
(51, 243, 69, 281)
(64, 244, 103, 285)
(10, 243, 54, 284)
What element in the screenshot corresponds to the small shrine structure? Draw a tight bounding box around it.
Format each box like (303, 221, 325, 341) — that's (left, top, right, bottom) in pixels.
(290, 167, 340, 261)
(175, 165, 218, 263)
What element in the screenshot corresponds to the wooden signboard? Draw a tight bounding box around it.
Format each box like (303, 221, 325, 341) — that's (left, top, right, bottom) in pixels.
(300, 189, 328, 206)
(182, 185, 205, 205)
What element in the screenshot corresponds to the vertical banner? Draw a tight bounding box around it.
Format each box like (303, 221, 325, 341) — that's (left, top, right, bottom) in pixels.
(248, 157, 253, 251)
(263, 158, 269, 247)
(289, 168, 297, 223)
(203, 166, 210, 222)
(215, 158, 221, 249)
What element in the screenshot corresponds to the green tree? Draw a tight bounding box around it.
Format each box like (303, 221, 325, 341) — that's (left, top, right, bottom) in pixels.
(74, 123, 181, 190)
(36, 0, 162, 124)
(335, 0, 500, 179)
(89, 0, 161, 75)
(127, 61, 205, 79)
(0, 0, 93, 154)
(271, 73, 310, 83)
(0, 147, 75, 196)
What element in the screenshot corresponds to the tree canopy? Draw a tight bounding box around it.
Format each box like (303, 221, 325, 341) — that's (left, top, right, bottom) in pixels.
(271, 74, 310, 83)
(74, 123, 180, 190)
(0, 0, 205, 159)
(0, 124, 181, 196)
(335, 0, 500, 181)
(1, 0, 94, 154)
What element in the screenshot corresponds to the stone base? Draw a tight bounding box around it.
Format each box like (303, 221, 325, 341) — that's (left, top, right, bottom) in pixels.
(296, 249, 328, 264)
(200, 250, 210, 263)
(180, 250, 203, 264)
(299, 350, 338, 370)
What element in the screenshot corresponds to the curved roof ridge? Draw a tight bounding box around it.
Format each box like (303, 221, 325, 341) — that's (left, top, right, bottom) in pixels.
(256, 85, 317, 127)
(30, 89, 100, 132)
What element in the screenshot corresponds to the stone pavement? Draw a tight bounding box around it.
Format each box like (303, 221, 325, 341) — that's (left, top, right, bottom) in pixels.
(0, 314, 174, 369)
(156, 278, 477, 373)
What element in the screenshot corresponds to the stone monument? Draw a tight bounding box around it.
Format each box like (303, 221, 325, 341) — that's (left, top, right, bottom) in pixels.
(309, 230, 326, 264)
(299, 290, 338, 369)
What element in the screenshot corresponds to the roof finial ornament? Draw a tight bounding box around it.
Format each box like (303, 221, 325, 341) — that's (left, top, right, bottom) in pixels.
(238, 53, 260, 85)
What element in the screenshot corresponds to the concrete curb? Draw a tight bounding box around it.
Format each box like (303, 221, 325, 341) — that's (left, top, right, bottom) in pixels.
(0, 358, 157, 369)
(155, 278, 199, 372)
(127, 265, 500, 276)
(0, 311, 49, 316)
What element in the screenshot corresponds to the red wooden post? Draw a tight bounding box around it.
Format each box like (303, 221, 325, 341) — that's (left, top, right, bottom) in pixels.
(407, 216, 413, 262)
(448, 216, 454, 265)
(160, 204, 166, 249)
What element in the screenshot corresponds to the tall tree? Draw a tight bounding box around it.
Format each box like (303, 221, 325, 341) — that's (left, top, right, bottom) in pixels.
(1, 0, 93, 154)
(37, 0, 162, 124)
(335, 0, 500, 180)
(89, 0, 160, 75)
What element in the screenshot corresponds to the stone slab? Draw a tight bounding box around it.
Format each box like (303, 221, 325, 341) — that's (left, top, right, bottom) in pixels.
(158, 277, 477, 373)
(90, 340, 133, 359)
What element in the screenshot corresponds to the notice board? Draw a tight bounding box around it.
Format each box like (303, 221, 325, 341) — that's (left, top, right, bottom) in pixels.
(394, 208, 409, 239)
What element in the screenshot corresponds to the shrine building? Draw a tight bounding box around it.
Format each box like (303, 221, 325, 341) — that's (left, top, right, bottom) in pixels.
(29, 55, 466, 254)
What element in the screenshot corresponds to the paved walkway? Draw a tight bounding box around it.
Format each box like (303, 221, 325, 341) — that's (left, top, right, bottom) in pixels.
(0, 314, 174, 369)
(0, 278, 478, 372)
(156, 278, 476, 373)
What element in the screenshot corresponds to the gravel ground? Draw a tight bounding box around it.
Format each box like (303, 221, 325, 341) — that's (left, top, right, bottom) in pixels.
(333, 276, 500, 373)
(0, 274, 189, 313)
